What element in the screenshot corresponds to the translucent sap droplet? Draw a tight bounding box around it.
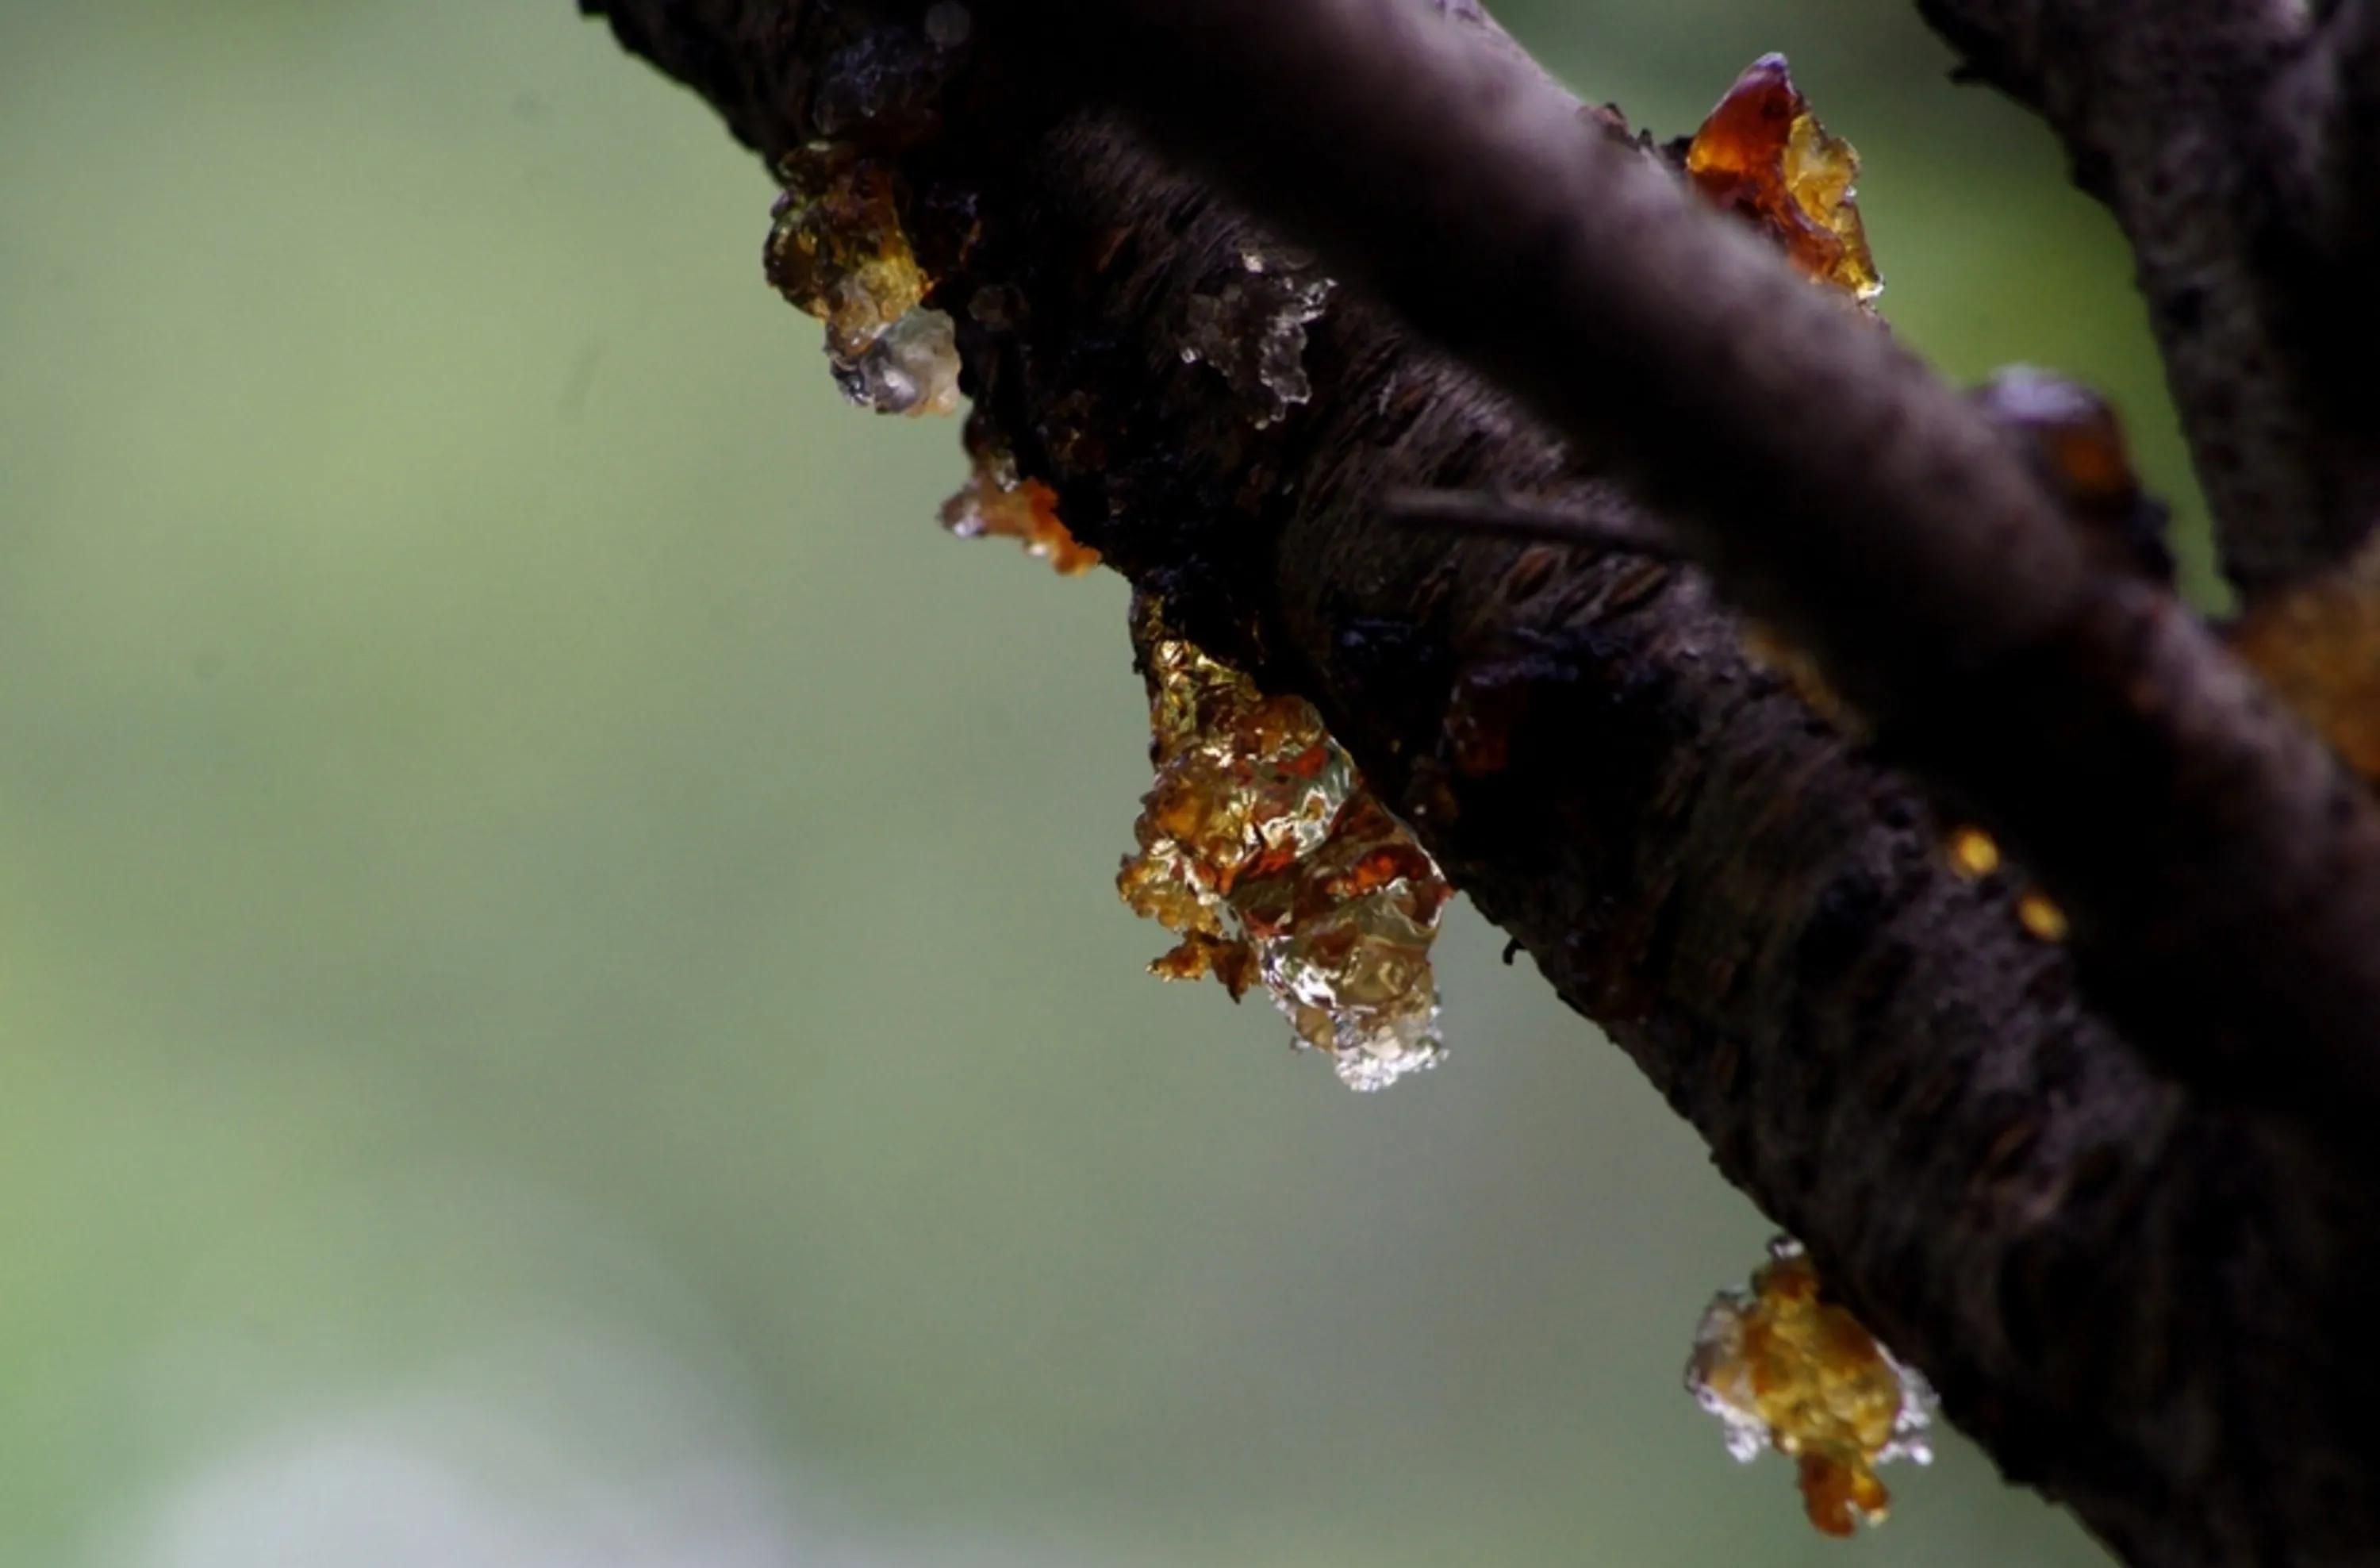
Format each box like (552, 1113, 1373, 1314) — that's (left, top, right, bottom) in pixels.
(831, 307, 960, 417)
(1177, 250, 1336, 425)
(1876, 1359, 1938, 1467)
(1323, 1005, 1446, 1092)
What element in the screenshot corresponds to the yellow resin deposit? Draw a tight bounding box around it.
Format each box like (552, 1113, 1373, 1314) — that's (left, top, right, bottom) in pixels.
(1118, 603, 1451, 1090)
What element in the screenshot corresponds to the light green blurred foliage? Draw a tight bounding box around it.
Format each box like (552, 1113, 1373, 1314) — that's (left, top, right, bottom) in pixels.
(0, 2, 2162, 1562)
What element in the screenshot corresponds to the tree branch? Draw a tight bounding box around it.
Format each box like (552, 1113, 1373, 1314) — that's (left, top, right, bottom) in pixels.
(1013, 0, 2380, 1136)
(1915, 0, 2380, 594)
(578, 1, 2380, 1560)
(2274, 0, 2380, 355)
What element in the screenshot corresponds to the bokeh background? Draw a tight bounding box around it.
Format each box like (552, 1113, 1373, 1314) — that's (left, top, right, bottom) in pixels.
(0, 2, 2200, 1562)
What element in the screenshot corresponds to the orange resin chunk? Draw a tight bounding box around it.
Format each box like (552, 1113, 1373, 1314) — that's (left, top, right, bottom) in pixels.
(940, 435, 1100, 574)
(1687, 55, 1883, 305)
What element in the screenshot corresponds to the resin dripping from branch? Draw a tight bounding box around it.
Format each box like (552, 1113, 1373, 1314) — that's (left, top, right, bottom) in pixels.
(942, 411, 1101, 573)
(766, 140, 962, 417)
(1118, 598, 1451, 1091)
(1687, 1239, 1936, 1537)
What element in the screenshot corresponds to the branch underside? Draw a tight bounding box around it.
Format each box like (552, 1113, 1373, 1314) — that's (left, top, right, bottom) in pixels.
(580, 2, 2380, 1562)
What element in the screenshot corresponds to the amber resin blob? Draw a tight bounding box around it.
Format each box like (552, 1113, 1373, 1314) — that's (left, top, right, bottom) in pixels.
(1687, 54, 1883, 305)
(939, 413, 1100, 575)
(1118, 600, 1451, 1090)
(1687, 1239, 1935, 1535)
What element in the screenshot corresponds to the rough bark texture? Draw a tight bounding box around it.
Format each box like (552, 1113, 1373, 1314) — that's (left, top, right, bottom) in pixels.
(1031, 0, 2380, 1174)
(1916, 0, 2380, 595)
(578, 2, 2380, 1562)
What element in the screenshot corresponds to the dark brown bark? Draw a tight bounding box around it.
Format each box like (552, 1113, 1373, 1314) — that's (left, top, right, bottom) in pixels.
(1915, 0, 2380, 596)
(577, 2, 2380, 1562)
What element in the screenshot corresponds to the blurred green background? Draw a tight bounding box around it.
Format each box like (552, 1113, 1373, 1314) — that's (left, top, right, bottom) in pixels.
(0, 2, 2192, 1562)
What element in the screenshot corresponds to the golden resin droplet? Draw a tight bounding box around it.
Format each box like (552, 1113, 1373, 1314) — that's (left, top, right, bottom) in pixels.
(1945, 825, 2001, 879)
(1118, 598, 1451, 1090)
(1687, 1240, 1934, 1536)
(2017, 890, 2070, 943)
